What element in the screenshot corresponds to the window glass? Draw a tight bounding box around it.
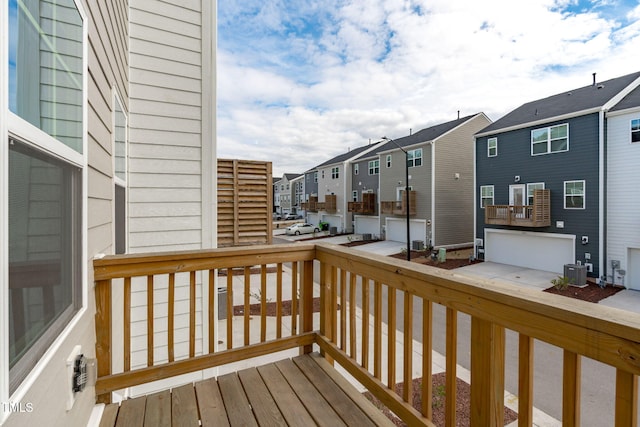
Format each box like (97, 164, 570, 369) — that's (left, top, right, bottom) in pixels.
(631, 119, 640, 143)
(386, 155, 392, 168)
(480, 185, 494, 208)
(9, 140, 81, 391)
(368, 160, 379, 175)
(9, 0, 84, 153)
(532, 124, 568, 155)
(564, 180, 585, 209)
(487, 138, 497, 157)
(354, 164, 359, 175)
(527, 183, 545, 205)
(408, 148, 422, 167)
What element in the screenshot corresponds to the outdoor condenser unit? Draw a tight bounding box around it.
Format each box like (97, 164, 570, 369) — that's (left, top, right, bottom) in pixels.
(412, 240, 424, 251)
(564, 264, 587, 287)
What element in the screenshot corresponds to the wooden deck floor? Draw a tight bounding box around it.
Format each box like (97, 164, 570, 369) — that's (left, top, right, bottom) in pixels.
(98, 353, 394, 427)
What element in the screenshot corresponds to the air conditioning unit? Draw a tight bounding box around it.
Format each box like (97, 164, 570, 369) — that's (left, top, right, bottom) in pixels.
(564, 264, 587, 287)
(412, 240, 424, 251)
(362, 233, 372, 241)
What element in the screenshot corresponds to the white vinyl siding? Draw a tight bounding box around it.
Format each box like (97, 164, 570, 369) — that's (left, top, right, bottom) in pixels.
(631, 118, 640, 143)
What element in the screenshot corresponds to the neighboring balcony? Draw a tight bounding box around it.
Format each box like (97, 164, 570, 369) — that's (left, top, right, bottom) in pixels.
(381, 190, 416, 216)
(485, 189, 551, 227)
(316, 194, 337, 213)
(301, 195, 318, 212)
(348, 192, 376, 215)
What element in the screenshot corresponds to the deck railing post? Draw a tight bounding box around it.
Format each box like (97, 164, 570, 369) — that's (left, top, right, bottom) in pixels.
(95, 279, 113, 404)
(300, 260, 314, 355)
(470, 317, 505, 426)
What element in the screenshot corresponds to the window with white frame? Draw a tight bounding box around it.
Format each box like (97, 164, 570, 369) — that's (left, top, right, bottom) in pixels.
(321, 171, 325, 179)
(480, 185, 494, 208)
(564, 180, 585, 209)
(368, 159, 379, 175)
(314, 172, 318, 182)
(526, 183, 545, 205)
(114, 95, 127, 254)
(354, 164, 359, 175)
(632, 119, 640, 143)
(386, 154, 392, 168)
(6, 0, 85, 393)
(531, 123, 568, 155)
(408, 148, 422, 167)
(487, 137, 497, 157)
(331, 167, 339, 179)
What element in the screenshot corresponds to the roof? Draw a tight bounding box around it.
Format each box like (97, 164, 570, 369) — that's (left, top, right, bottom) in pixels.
(611, 85, 640, 112)
(373, 113, 483, 154)
(479, 71, 640, 135)
(283, 173, 301, 181)
(314, 141, 382, 169)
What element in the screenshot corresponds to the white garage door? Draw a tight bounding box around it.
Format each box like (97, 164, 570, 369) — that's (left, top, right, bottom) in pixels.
(307, 213, 319, 227)
(386, 219, 426, 244)
(485, 230, 574, 274)
(354, 216, 379, 237)
(627, 248, 640, 291)
(322, 215, 342, 233)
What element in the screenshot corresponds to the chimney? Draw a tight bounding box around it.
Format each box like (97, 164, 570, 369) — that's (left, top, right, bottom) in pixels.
(592, 73, 596, 86)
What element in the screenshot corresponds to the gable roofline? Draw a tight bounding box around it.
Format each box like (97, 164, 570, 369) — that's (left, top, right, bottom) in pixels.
(478, 71, 640, 136)
(314, 140, 384, 169)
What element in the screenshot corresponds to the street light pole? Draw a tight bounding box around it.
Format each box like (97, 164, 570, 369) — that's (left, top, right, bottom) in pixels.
(382, 137, 411, 261)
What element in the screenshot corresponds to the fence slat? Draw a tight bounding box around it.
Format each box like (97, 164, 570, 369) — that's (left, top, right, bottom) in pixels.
(226, 269, 233, 350)
(615, 369, 638, 426)
(563, 350, 581, 426)
(261, 265, 267, 343)
(403, 292, 412, 402)
(190, 271, 196, 358)
(124, 277, 131, 372)
(244, 267, 250, 346)
(519, 334, 534, 426)
(387, 287, 396, 389)
(446, 308, 457, 427)
(95, 279, 112, 404)
(147, 276, 154, 366)
(421, 300, 432, 419)
(168, 273, 175, 363)
(208, 270, 215, 354)
(374, 280, 382, 379)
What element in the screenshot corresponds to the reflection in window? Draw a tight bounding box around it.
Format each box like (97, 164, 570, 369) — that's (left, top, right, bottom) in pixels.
(8, 0, 84, 153)
(9, 140, 81, 391)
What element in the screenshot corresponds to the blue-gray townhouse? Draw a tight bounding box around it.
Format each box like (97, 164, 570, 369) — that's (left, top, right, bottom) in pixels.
(475, 71, 640, 280)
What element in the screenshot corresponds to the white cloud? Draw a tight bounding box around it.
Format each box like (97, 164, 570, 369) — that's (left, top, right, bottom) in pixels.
(218, 0, 640, 176)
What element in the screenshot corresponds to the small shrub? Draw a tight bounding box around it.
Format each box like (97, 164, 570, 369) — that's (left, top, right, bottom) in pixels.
(551, 276, 572, 290)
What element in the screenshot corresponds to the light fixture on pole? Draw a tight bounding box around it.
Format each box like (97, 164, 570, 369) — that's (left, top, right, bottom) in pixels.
(382, 136, 411, 261)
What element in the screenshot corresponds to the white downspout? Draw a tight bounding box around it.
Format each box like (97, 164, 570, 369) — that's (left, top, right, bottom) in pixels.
(431, 142, 436, 246)
(598, 109, 605, 282)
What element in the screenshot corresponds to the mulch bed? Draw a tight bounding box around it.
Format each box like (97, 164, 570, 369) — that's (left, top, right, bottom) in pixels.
(364, 372, 518, 426)
(389, 250, 482, 270)
(543, 280, 624, 303)
(233, 297, 330, 316)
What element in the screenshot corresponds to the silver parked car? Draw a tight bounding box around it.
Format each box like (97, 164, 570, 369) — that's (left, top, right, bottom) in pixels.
(285, 223, 320, 235)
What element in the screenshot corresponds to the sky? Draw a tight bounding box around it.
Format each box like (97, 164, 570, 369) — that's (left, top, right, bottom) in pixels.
(217, 0, 640, 178)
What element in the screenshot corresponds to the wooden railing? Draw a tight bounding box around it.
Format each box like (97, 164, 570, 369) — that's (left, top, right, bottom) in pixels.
(485, 189, 550, 227)
(94, 243, 640, 426)
(381, 190, 416, 215)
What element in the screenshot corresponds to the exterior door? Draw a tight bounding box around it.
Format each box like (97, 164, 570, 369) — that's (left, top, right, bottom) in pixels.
(509, 184, 525, 206)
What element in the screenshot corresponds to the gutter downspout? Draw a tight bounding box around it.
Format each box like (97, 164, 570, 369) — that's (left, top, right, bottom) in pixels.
(431, 142, 436, 246)
(598, 109, 605, 283)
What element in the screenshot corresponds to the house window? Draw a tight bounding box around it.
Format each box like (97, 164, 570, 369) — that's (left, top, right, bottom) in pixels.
(352, 191, 358, 201)
(286, 183, 289, 190)
(386, 155, 392, 168)
(331, 167, 339, 179)
(531, 123, 568, 155)
(354, 164, 359, 175)
(280, 185, 284, 191)
(408, 148, 422, 167)
(487, 138, 497, 157)
(564, 180, 585, 209)
(314, 172, 318, 183)
(526, 183, 545, 205)
(368, 160, 379, 175)
(321, 171, 325, 179)
(114, 95, 127, 254)
(6, 0, 85, 393)
(632, 119, 640, 143)
(480, 185, 494, 208)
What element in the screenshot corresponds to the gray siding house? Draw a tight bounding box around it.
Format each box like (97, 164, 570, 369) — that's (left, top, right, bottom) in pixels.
(475, 71, 640, 278)
(372, 113, 491, 248)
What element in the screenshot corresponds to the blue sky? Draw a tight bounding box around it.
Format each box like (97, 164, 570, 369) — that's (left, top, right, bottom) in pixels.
(218, 0, 640, 177)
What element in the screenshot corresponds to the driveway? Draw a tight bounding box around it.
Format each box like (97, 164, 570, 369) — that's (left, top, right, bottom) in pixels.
(454, 262, 559, 291)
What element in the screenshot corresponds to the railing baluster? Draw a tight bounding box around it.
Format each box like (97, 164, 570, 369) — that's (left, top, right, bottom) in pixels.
(349, 273, 356, 359)
(95, 278, 112, 404)
(421, 300, 432, 419)
(243, 267, 251, 346)
(445, 307, 457, 427)
(226, 269, 233, 350)
(189, 271, 196, 358)
(331, 266, 338, 345)
(168, 273, 175, 363)
(563, 350, 581, 426)
(208, 269, 215, 354)
(276, 263, 283, 339)
(147, 275, 154, 366)
(361, 277, 369, 370)
(615, 369, 638, 426)
(124, 277, 131, 372)
(301, 260, 314, 354)
(374, 280, 382, 379)
(291, 261, 298, 335)
(388, 286, 396, 389)
(403, 292, 412, 402)
(261, 265, 267, 342)
(340, 269, 347, 351)
(519, 334, 534, 426)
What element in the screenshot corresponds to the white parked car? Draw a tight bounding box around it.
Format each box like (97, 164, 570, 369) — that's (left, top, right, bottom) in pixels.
(285, 223, 320, 236)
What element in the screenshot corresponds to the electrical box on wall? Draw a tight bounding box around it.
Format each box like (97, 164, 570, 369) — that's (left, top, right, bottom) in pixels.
(66, 345, 92, 411)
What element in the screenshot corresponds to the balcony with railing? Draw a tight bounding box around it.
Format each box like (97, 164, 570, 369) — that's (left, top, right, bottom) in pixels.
(348, 192, 376, 215)
(380, 190, 416, 216)
(485, 189, 551, 227)
(94, 242, 639, 426)
(301, 195, 319, 212)
(316, 194, 337, 213)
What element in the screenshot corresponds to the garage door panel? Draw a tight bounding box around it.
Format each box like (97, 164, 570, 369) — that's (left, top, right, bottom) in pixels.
(628, 248, 640, 291)
(386, 219, 425, 244)
(485, 230, 574, 274)
(354, 216, 379, 237)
